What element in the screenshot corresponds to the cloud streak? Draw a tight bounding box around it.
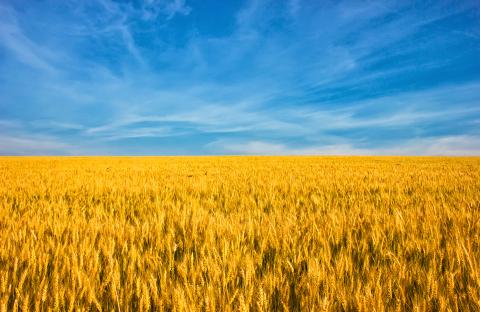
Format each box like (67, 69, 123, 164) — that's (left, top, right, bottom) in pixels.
(0, 0, 479, 155)
(212, 135, 480, 156)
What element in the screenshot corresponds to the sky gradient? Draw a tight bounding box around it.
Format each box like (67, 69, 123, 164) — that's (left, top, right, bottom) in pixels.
(1, 0, 479, 155)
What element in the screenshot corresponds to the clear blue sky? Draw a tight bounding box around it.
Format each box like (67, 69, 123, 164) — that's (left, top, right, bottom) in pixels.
(1, 0, 479, 155)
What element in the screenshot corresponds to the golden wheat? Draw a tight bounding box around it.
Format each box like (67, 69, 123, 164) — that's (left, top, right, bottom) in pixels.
(0, 156, 479, 311)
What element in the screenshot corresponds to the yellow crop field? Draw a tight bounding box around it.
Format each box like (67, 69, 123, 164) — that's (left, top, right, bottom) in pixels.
(0, 156, 479, 311)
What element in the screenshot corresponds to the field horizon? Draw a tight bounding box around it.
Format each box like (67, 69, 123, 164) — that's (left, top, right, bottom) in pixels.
(2, 155, 479, 158)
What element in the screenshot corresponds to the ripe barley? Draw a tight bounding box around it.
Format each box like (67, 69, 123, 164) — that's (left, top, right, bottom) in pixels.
(256, 285, 266, 312)
(68, 290, 75, 312)
(21, 294, 29, 312)
(0, 156, 478, 311)
(0, 298, 7, 312)
(41, 280, 48, 303)
(12, 298, 18, 312)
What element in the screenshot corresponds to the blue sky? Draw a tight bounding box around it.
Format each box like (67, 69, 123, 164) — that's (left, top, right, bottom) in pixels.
(0, 0, 479, 155)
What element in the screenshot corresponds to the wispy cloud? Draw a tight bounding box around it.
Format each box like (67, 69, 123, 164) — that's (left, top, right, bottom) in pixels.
(0, 135, 71, 155)
(164, 0, 191, 20)
(0, 0, 479, 155)
(212, 135, 480, 156)
(0, 5, 58, 72)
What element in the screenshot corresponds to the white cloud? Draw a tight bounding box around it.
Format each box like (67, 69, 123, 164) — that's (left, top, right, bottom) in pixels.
(211, 135, 480, 156)
(164, 0, 191, 20)
(119, 25, 146, 66)
(383, 135, 480, 156)
(0, 134, 71, 155)
(0, 1, 479, 156)
(0, 6, 58, 72)
(209, 140, 371, 155)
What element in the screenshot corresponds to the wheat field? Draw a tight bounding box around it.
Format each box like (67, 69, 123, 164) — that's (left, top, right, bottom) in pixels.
(0, 156, 479, 311)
